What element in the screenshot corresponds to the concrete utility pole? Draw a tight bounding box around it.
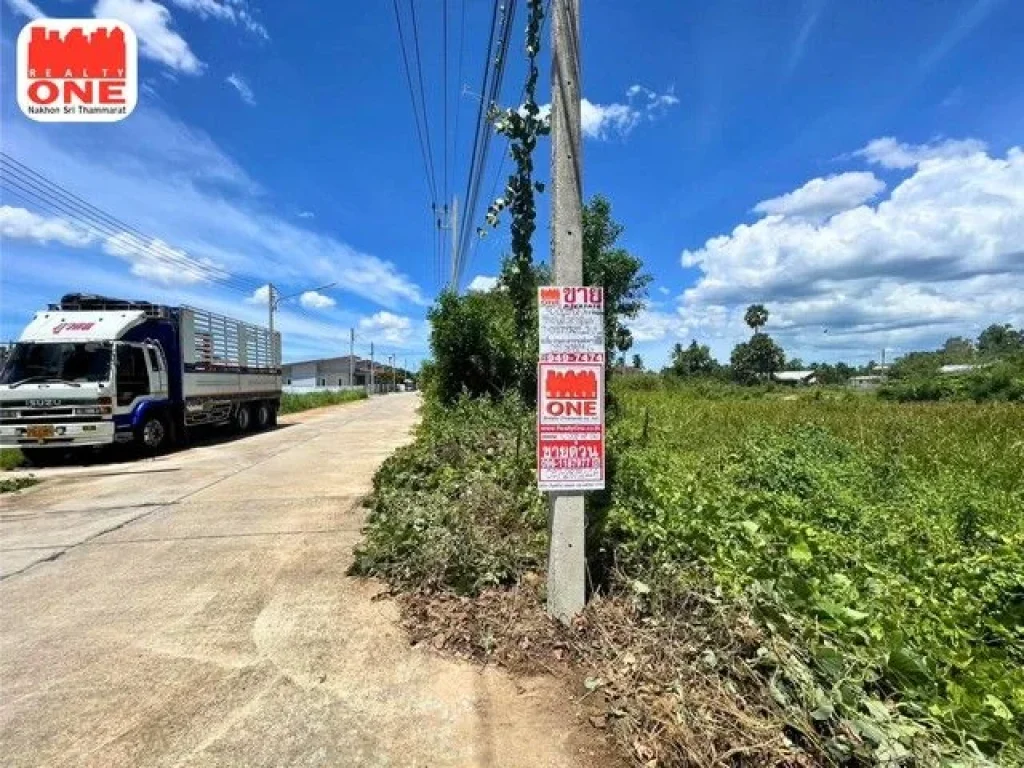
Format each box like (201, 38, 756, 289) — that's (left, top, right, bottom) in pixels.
(267, 281, 336, 368)
(450, 196, 459, 290)
(548, 0, 585, 623)
(349, 328, 356, 386)
(369, 342, 375, 394)
(267, 283, 276, 367)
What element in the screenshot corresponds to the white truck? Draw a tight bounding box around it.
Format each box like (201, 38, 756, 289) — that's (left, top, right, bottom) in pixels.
(0, 294, 282, 464)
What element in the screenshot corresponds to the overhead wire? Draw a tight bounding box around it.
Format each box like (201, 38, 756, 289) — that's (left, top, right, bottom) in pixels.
(466, 0, 552, 279)
(0, 153, 261, 296)
(453, 0, 505, 287)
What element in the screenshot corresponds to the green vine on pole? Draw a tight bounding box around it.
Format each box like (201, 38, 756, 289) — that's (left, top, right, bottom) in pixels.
(481, 0, 549, 354)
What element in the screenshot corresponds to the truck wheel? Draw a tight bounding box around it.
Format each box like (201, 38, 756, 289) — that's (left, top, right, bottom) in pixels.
(137, 415, 168, 453)
(234, 404, 252, 432)
(255, 402, 272, 430)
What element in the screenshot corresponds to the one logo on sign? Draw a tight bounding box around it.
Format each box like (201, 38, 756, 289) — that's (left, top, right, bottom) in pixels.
(16, 19, 137, 122)
(544, 368, 598, 400)
(539, 287, 560, 304)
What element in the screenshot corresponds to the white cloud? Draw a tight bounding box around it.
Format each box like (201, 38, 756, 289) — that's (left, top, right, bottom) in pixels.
(679, 140, 1024, 361)
(94, 0, 204, 76)
(657, 286, 670, 296)
(855, 136, 987, 169)
(0, 205, 93, 247)
(297, 211, 315, 219)
(168, 0, 268, 39)
(753, 172, 885, 219)
(467, 275, 498, 292)
(225, 73, 256, 106)
(2, 102, 427, 309)
(299, 290, 335, 310)
(628, 307, 688, 343)
(0, 207, 225, 287)
(538, 85, 679, 141)
(5, 0, 43, 19)
(359, 311, 413, 345)
(102, 231, 219, 285)
(245, 284, 270, 306)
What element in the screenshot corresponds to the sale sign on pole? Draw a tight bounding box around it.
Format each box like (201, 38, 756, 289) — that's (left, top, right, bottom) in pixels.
(537, 286, 605, 491)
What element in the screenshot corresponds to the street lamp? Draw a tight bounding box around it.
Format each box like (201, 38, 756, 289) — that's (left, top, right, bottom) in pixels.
(267, 281, 338, 366)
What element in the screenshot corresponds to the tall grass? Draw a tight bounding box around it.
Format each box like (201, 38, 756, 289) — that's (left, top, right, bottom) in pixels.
(279, 389, 368, 414)
(610, 385, 1024, 762)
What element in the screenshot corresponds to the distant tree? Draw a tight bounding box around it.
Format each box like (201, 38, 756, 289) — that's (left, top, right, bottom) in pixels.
(730, 333, 785, 384)
(631, 354, 643, 370)
(670, 340, 717, 377)
(888, 350, 942, 380)
(941, 336, 975, 363)
(978, 323, 1024, 355)
(787, 357, 806, 370)
(744, 304, 769, 335)
(616, 354, 627, 367)
(582, 195, 653, 366)
(426, 288, 520, 404)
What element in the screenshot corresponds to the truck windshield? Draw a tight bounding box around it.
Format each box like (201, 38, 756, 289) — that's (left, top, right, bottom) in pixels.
(0, 342, 113, 385)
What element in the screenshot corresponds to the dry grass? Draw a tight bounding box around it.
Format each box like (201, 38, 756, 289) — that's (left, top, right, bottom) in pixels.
(399, 576, 823, 767)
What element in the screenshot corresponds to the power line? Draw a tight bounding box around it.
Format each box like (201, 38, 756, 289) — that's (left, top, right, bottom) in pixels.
(454, 0, 505, 287)
(465, 0, 552, 281)
(390, 0, 438, 206)
(442, 0, 450, 207)
(455, 0, 518, 286)
(408, 0, 438, 203)
(0, 154, 260, 296)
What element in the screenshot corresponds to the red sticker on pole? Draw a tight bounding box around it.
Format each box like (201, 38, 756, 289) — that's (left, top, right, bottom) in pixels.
(537, 286, 605, 491)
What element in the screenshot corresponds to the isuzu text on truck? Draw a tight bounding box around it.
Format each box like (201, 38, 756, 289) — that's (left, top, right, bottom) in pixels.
(0, 294, 282, 464)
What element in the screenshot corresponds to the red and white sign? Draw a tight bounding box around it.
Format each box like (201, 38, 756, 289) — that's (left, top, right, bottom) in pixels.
(17, 19, 137, 123)
(537, 286, 605, 491)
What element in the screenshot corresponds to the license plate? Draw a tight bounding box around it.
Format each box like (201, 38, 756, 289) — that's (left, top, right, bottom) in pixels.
(26, 425, 55, 440)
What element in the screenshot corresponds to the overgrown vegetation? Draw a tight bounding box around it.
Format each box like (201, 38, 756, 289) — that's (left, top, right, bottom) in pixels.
(0, 474, 37, 493)
(609, 382, 1024, 764)
(278, 388, 368, 414)
(881, 354, 1024, 403)
(356, 381, 1024, 765)
(353, 396, 544, 594)
(1, 448, 25, 471)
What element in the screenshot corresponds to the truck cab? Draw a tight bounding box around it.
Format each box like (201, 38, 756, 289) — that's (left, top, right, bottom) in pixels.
(0, 307, 173, 460)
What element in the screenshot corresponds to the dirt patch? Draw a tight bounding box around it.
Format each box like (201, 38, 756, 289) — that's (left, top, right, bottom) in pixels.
(396, 576, 820, 767)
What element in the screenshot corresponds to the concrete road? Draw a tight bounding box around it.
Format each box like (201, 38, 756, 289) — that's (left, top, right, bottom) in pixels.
(0, 395, 596, 767)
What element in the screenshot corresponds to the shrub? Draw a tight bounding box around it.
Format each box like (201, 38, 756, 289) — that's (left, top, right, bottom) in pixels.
(278, 389, 367, 414)
(352, 396, 546, 594)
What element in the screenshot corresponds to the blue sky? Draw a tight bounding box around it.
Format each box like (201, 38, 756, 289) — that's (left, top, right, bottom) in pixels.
(1, 0, 1022, 369)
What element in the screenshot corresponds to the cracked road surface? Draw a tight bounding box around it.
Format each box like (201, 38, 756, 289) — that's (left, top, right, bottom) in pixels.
(0, 395, 597, 767)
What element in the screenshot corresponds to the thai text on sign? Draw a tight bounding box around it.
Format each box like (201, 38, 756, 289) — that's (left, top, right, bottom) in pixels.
(537, 286, 605, 491)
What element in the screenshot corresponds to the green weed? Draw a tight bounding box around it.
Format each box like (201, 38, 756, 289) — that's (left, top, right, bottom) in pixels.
(278, 389, 368, 414)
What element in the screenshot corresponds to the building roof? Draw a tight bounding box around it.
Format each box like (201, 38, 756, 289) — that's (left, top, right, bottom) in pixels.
(772, 370, 817, 382)
(938, 364, 984, 374)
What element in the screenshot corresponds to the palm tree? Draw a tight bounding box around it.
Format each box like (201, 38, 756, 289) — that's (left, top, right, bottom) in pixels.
(744, 304, 769, 335)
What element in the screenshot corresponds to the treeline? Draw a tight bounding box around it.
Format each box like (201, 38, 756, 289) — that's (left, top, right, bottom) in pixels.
(662, 312, 1024, 401)
(881, 324, 1024, 402)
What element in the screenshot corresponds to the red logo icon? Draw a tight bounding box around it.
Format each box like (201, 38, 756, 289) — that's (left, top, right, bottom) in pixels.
(544, 368, 598, 400)
(17, 19, 137, 122)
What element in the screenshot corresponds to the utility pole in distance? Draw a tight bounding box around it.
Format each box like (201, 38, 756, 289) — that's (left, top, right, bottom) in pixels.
(548, 0, 585, 623)
(267, 283, 276, 366)
(349, 328, 356, 387)
(369, 342, 375, 394)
